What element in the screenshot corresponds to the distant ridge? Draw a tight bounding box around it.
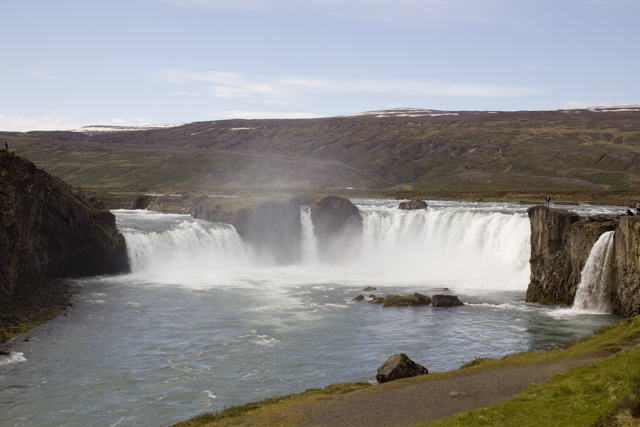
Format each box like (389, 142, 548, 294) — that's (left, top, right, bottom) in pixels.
(5, 105, 640, 191)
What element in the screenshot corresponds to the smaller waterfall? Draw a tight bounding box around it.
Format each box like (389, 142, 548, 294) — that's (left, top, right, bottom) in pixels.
(572, 231, 615, 313)
(300, 207, 319, 264)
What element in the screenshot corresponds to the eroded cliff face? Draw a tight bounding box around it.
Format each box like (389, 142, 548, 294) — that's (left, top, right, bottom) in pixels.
(0, 152, 130, 297)
(526, 205, 640, 317)
(310, 196, 363, 262)
(0, 152, 130, 341)
(194, 195, 303, 265)
(612, 216, 640, 317)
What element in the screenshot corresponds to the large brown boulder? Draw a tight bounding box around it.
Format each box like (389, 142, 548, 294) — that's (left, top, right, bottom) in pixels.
(367, 293, 431, 307)
(310, 196, 363, 262)
(376, 353, 429, 383)
(398, 199, 427, 210)
(431, 294, 464, 307)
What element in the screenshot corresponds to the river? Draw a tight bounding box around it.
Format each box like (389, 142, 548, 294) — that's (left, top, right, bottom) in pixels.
(0, 199, 625, 427)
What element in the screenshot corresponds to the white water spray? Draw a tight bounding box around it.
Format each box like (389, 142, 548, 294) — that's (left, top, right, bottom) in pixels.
(571, 231, 615, 313)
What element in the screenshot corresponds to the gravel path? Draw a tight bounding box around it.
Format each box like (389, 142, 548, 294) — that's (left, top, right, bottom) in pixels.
(297, 353, 605, 427)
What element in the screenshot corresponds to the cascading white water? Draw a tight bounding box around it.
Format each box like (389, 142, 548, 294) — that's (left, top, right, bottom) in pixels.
(115, 204, 531, 292)
(571, 231, 615, 313)
(300, 207, 319, 264)
(355, 205, 531, 291)
(115, 210, 246, 288)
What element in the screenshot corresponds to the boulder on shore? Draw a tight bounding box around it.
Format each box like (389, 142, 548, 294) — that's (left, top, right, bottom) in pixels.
(431, 295, 464, 307)
(398, 199, 428, 210)
(376, 353, 429, 383)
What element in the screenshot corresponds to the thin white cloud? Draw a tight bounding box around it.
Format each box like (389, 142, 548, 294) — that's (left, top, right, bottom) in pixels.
(172, 91, 203, 96)
(0, 113, 87, 132)
(153, 68, 543, 100)
(26, 70, 61, 81)
(560, 100, 615, 109)
(210, 110, 323, 120)
(160, 0, 502, 23)
(0, 114, 156, 132)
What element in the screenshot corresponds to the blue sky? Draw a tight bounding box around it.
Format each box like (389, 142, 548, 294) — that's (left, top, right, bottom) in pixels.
(1, 0, 638, 131)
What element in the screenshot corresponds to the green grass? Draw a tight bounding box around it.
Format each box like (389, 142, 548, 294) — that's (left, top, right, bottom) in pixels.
(419, 349, 640, 427)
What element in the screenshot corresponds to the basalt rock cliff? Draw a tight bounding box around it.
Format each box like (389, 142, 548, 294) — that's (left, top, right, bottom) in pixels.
(611, 216, 640, 317)
(526, 205, 640, 316)
(193, 195, 303, 265)
(0, 151, 129, 316)
(310, 196, 363, 262)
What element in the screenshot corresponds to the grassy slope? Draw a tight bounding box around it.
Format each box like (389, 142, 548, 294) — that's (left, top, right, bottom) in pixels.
(4, 109, 640, 192)
(170, 316, 640, 427)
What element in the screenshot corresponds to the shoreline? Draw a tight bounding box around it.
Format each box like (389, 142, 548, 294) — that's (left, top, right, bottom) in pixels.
(0, 279, 72, 345)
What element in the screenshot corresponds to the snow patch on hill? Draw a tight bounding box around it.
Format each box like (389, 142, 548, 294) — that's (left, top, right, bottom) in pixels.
(72, 123, 185, 133)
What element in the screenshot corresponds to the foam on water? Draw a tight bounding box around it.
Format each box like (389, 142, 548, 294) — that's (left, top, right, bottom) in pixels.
(0, 352, 26, 366)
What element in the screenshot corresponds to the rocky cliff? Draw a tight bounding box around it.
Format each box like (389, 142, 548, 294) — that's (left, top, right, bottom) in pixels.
(193, 195, 302, 265)
(612, 216, 640, 317)
(526, 205, 640, 317)
(0, 151, 130, 332)
(310, 196, 363, 262)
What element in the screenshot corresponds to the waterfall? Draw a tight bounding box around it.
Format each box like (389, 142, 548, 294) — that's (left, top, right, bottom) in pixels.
(113, 203, 531, 292)
(571, 231, 615, 313)
(355, 206, 531, 290)
(115, 210, 245, 287)
(300, 207, 319, 264)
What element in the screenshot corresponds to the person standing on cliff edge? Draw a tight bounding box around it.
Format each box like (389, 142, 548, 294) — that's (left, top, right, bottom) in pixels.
(4, 141, 7, 152)
(544, 195, 551, 208)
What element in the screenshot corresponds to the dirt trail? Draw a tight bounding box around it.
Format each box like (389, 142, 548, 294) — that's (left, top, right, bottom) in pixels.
(296, 353, 605, 427)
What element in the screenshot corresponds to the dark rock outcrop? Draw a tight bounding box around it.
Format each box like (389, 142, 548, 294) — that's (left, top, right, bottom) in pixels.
(193, 195, 302, 265)
(376, 353, 429, 383)
(431, 295, 464, 307)
(367, 293, 431, 307)
(612, 216, 640, 317)
(398, 199, 428, 210)
(526, 206, 618, 305)
(310, 196, 363, 262)
(1, 152, 130, 341)
(86, 190, 156, 210)
(0, 152, 129, 294)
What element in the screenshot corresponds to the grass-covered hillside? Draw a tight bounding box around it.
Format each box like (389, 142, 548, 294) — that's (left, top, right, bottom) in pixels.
(3, 107, 640, 191)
